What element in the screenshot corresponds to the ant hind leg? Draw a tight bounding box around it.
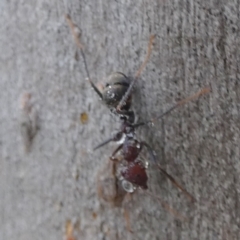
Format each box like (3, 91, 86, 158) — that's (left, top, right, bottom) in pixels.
(141, 141, 196, 203)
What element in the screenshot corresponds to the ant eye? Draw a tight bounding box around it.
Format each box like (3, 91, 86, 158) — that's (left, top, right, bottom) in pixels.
(105, 83, 110, 87)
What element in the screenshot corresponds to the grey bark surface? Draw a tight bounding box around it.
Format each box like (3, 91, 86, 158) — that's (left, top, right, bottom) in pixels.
(1, 0, 240, 239)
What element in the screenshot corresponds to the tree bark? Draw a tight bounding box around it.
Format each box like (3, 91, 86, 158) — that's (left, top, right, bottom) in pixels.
(1, 0, 240, 239)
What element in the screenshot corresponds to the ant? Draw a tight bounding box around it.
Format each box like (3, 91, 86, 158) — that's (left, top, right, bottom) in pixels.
(65, 15, 210, 217)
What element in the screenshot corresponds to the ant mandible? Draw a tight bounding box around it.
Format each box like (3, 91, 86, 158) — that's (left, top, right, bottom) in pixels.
(66, 15, 210, 215)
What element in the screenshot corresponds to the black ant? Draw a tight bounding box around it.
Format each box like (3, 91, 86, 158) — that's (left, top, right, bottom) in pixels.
(66, 15, 210, 217)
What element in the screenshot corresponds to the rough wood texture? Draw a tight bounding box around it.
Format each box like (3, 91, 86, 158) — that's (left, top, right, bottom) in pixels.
(1, 1, 239, 239)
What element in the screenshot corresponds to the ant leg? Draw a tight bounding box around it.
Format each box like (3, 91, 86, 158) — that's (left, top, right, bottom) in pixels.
(110, 144, 123, 161)
(94, 137, 114, 150)
(141, 141, 196, 203)
(135, 35, 155, 79)
(145, 190, 187, 221)
(65, 14, 103, 99)
(123, 208, 133, 233)
(94, 131, 123, 150)
(134, 87, 211, 128)
(87, 78, 103, 100)
(140, 141, 157, 164)
(117, 35, 155, 111)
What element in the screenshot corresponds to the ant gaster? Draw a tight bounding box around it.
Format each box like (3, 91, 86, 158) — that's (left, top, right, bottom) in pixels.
(66, 15, 210, 210)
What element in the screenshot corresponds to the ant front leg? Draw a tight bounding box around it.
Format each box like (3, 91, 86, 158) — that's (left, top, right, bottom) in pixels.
(117, 35, 155, 111)
(65, 14, 103, 100)
(88, 79, 103, 99)
(141, 142, 196, 203)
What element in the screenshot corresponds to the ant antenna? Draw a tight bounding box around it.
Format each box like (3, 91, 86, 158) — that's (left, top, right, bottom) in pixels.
(133, 87, 211, 128)
(65, 14, 103, 99)
(117, 35, 155, 111)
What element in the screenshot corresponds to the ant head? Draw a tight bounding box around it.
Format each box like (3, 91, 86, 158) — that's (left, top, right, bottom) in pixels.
(102, 72, 132, 109)
(121, 161, 148, 189)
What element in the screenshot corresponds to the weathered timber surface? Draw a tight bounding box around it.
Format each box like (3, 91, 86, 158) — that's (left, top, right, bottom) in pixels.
(0, 0, 240, 239)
